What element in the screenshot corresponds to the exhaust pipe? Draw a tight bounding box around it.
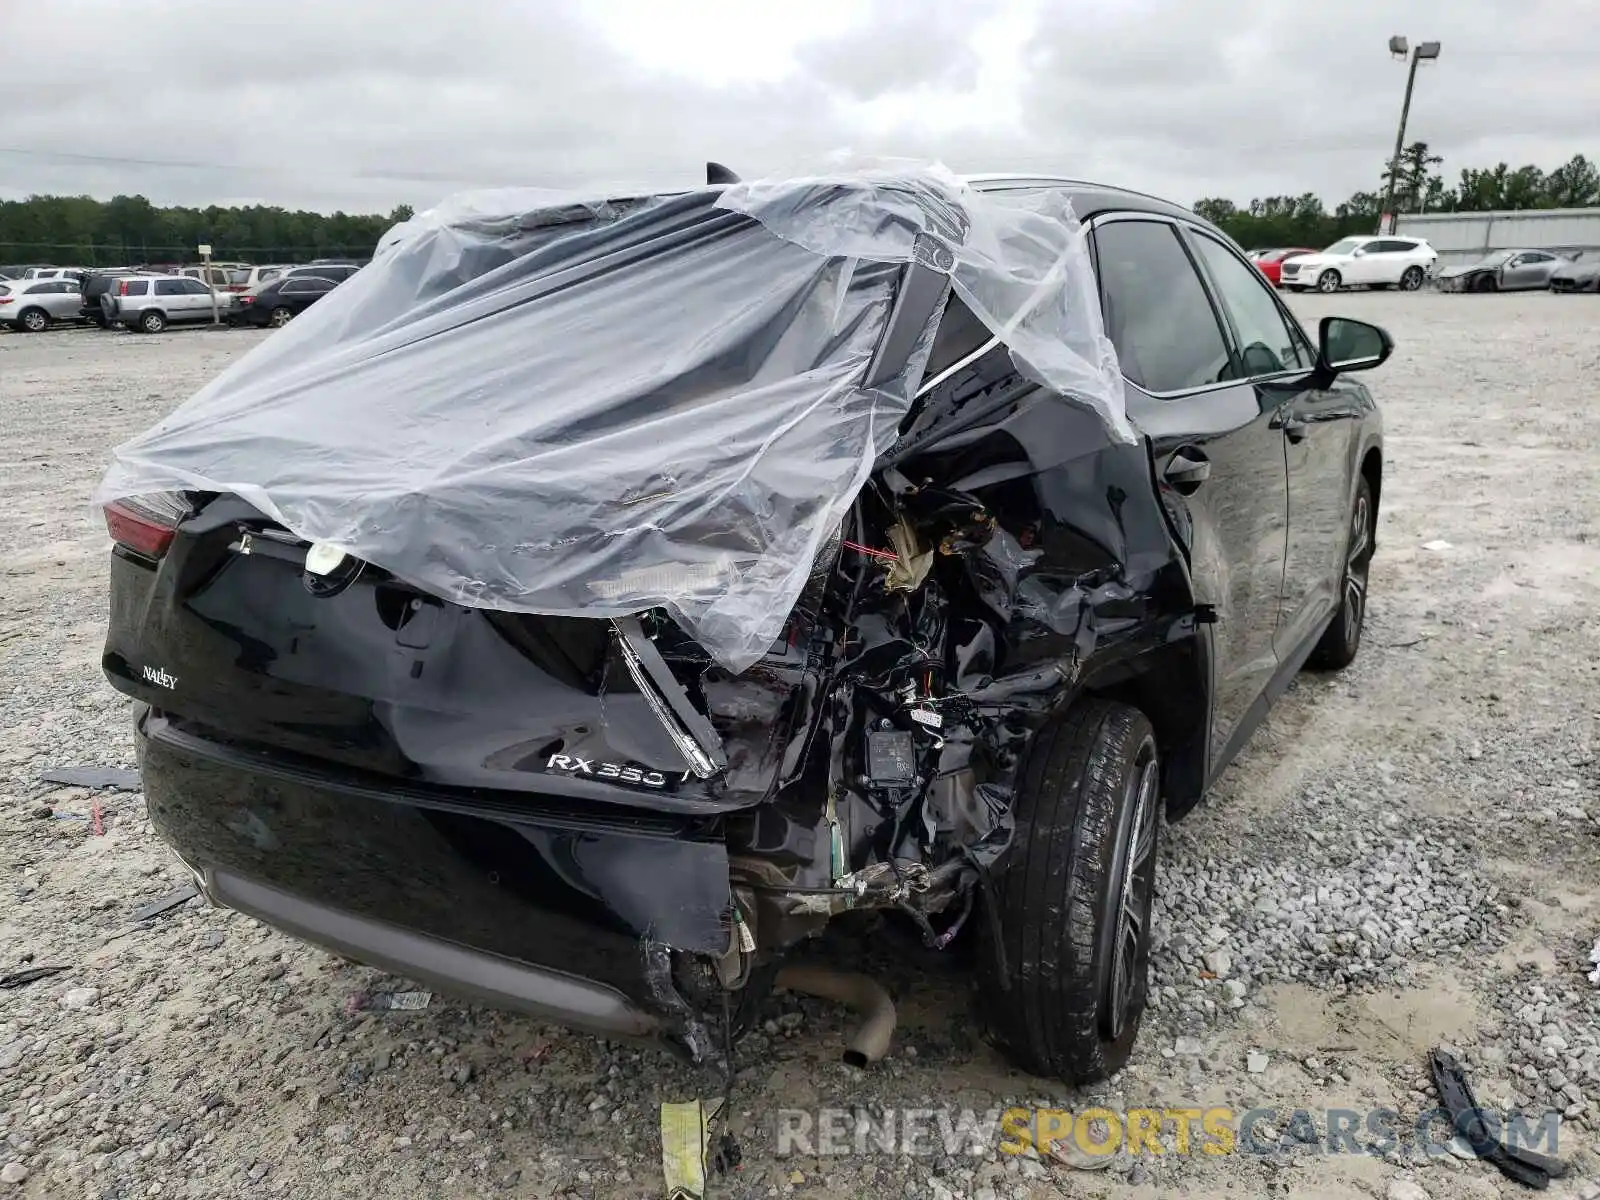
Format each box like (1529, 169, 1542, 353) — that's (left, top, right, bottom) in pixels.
(775, 964, 897, 1067)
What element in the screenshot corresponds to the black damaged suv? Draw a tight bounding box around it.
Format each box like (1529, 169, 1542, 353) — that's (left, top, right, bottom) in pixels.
(101, 173, 1388, 1083)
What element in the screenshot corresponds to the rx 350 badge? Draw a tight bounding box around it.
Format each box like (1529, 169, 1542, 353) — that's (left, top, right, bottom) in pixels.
(546, 754, 667, 788)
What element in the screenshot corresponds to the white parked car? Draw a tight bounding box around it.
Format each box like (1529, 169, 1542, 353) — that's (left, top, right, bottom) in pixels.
(1279, 236, 1437, 293)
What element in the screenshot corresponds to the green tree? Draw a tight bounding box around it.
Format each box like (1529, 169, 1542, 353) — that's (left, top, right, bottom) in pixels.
(1542, 154, 1600, 207)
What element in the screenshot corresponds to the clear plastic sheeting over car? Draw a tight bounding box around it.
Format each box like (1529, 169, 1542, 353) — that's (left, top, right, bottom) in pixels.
(96, 164, 1125, 671)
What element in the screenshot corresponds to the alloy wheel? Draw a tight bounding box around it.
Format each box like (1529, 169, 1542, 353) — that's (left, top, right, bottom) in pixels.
(1105, 750, 1159, 1041)
(21, 310, 47, 332)
(1342, 491, 1372, 651)
(1317, 270, 1340, 293)
(270, 307, 293, 327)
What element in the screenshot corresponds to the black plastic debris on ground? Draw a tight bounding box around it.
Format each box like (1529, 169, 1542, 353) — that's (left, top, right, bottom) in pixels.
(38, 766, 142, 791)
(130, 884, 199, 923)
(1430, 1047, 1567, 1189)
(0, 964, 69, 989)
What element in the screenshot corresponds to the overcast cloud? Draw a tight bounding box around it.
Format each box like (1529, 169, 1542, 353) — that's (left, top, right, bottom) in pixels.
(0, 0, 1592, 215)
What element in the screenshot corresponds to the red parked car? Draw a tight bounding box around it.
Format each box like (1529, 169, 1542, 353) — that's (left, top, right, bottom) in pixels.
(1250, 248, 1317, 287)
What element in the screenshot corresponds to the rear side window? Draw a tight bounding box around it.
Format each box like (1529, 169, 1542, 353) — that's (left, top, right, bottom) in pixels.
(1092, 219, 1230, 395)
(123, 280, 149, 297)
(155, 279, 186, 296)
(1190, 233, 1311, 377)
(181, 279, 210, 294)
(0, 286, 10, 297)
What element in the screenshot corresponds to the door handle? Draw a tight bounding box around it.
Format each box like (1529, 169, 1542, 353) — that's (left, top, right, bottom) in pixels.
(1162, 447, 1211, 492)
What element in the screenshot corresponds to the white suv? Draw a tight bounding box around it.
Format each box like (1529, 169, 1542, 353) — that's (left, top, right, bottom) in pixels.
(1280, 236, 1436, 293)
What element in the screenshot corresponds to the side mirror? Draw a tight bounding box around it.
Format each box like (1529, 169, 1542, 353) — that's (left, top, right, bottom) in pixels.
(1351, 247, 1367, 257)
(1318, 316, 1393, 374)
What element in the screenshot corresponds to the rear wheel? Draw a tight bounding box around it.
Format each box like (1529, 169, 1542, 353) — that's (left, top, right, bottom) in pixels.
(139, 310, 167, 334)
(1316, 269, 1341, 293)
(976, 700, 1160, 1083)
(18, 307, 48, 333)
(1308, 476, 1374, 670)
(269, 306, 294, 327)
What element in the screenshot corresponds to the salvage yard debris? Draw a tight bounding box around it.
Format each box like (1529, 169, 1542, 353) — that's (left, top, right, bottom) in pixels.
(1429, 1048, 1567, 1189)
(37, 766, 142, 791)
(346, 990, 432, 1014)
(0, 965, 68, 990)
(128, 883, 199, 923)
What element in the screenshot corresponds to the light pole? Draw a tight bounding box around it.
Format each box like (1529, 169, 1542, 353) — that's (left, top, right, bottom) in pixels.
(1380, 36, 1441, 233)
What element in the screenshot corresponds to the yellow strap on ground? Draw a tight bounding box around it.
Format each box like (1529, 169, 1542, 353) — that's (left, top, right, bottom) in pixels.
(661, 1099, 711, 1200)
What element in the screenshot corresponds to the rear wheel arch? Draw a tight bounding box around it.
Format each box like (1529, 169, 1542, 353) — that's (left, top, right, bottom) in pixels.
(1360, 446, 1382, 552)
(1079, 638, 1209, 822)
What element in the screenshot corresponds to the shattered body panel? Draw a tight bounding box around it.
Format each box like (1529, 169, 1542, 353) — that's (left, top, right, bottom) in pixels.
(98, 168, 1384, 1071)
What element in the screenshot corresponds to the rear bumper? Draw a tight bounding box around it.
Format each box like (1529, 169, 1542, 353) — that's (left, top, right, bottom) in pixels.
(137, 710, 734, 1052)
(201, 868, 661, 1038)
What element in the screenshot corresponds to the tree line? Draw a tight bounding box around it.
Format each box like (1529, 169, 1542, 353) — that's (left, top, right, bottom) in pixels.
(1193, 149, 1599, 252)
(0, 194, 416, 266)
(3, 148, 1596, 266)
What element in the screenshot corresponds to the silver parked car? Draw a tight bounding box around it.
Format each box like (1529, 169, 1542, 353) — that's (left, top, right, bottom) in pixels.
(0, 278, 86, 331)
(104, 276, 233, 333)
(1434, 248, 1574, 292)
(1549, 257, 1599, 293)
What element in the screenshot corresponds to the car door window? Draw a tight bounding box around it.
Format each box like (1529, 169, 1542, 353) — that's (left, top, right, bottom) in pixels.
(1189, 233, 1311, 377)
(155, 279, 185, 296)
(1092, 219, 1231, 395)
(181, 278, 210, 294)
(1520, 251, 1553, 263)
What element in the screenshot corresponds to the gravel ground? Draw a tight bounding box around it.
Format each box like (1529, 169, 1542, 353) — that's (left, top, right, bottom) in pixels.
(2, 293, 1599, 1200)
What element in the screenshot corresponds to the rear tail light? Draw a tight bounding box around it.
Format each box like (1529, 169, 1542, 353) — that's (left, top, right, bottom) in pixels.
(0, 298, 11, 305)
(118, 280, 130, 295)
(238, 296, 253, 305)
(104, 492, 191, 558)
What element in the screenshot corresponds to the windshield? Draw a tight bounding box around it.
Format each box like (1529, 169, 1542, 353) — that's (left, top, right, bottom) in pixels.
(227, 269, 253, 285)
(1323, 239, 1362, 256)
(1476, 250, 1516, 267)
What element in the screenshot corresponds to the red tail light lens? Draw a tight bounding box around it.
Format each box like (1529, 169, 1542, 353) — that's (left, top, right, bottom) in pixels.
(104, 493, 191, 558)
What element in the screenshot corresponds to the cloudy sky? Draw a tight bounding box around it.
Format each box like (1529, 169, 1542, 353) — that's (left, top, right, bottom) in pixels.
(1, 0, 1591, 215)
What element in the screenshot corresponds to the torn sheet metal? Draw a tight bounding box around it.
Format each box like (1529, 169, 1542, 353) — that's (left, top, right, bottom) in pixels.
(97, 165, 1124, 672)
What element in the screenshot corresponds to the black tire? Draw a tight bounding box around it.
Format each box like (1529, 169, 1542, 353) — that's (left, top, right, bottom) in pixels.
(269, 306, 294, 327)
(1316, 269, 1341, 294)
(1400, 266, 1426, 291)
(1308, 475, 1374, 670)
(1473, 274, 1498, 293)
(139, 310, 167, 334)
(18, 307, 48, 333)
(976, 699, 1161, 1083)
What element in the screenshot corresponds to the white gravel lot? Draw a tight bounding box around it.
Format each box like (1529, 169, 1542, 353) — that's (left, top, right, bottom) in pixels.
(1, 293, 1599, 1200)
